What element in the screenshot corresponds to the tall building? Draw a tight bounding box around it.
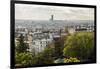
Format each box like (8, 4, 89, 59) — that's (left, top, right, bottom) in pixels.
(50, 15, 54, 21)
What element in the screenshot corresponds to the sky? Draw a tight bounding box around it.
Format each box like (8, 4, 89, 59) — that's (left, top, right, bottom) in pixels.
(15, 4, 94, 20)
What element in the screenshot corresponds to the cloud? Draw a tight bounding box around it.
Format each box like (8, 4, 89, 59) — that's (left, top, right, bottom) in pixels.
(15, 4, 94, 20)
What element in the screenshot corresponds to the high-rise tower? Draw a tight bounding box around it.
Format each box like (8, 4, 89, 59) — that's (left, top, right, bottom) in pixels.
(50, 15, 54, 21)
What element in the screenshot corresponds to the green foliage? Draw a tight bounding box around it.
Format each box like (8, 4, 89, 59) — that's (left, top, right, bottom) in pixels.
(15, 52, 33, 67)
(54, 36, 65, 58)
(64, 57, 80, 63)
(32, 46, 55, 65)
(63, 32, 94, 60)
(15, 43, 55, 66)
(16, 34, 29, 53)
(54, 57, 80, 63)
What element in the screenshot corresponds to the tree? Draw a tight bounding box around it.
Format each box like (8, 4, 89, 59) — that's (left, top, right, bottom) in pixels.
(32, 46, 55, 65)
(54, 36, 65, 58)
(63, 32, 94, 61)
(16, 34, 29, 53)
(15, 52, 34, 67)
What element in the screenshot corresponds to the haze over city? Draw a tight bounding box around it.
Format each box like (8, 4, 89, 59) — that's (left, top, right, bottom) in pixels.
(15, 4, 94, 20)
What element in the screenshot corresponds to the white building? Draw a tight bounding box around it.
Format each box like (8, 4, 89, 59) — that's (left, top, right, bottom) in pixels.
(29, 32, 53, 54)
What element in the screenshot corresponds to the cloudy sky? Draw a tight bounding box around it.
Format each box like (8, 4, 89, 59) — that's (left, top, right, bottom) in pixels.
(15, 4, 94, 20)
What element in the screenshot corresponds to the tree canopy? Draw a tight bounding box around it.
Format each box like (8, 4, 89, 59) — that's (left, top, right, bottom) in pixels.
(63, 32, 94, 61)
(16, 34, 29, 53)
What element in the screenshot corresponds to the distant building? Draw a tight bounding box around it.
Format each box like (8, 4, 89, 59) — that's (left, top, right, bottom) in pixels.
(15, 27, 28, 37)
(75, 24, 94, 32)
(50, 15, 54, 21)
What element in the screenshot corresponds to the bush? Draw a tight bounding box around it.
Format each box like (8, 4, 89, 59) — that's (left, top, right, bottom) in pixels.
(15, 52, 33, 67)
(64, 57, 80, 63)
